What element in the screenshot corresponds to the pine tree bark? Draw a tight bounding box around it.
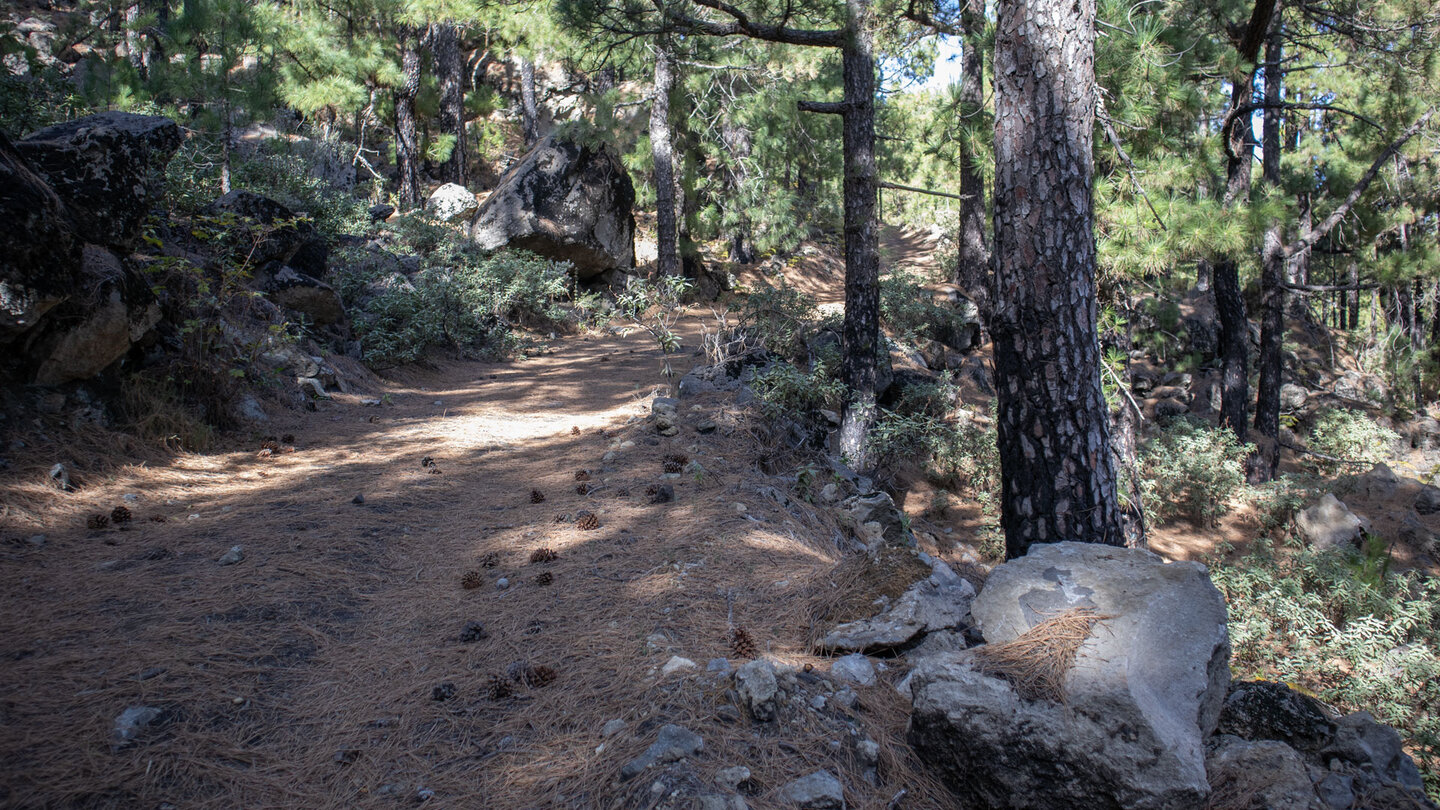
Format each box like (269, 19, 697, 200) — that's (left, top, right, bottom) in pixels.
(395, 26, 422, 209)
(956, 0, 990, 324)
(835, 0, 880, 473)
(432, 23, 466, 186)
(721, 117, 757, 264)
(520, 56, 540, 147)
(1253, 5, 1285, 480)
(991, 0, 1123, 557)
(651, 38, 680, 277)
(1215, 78, 1255, 442)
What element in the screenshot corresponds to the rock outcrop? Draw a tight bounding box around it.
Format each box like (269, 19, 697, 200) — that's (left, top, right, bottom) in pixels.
(908, 542, 1231, 810)
(203, 189, 328, 277)
(819, 553, 975, 654)
(15, 112, 181, 251)
(2, 114, 179, 383)
(0, 131, 81, 344)
(470, 135, 635, 278)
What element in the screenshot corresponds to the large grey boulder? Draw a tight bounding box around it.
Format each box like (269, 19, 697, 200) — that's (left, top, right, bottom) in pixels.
(16, 112, 181, 251)
(30, 245, 159, 385)
(908, 542, 1230, 810)
(837, 491, 912, 549)
(1295, 494, 1366, 551)
(265, 266, 345, 325)
(0, 131, 81, 345)
(470, 135, 634, 278)
(1206, 736, 1320, 810)
(425, 182, 478, 223)
(819, 553, 975, 654)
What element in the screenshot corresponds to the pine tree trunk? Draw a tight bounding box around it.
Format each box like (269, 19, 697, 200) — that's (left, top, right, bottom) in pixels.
(1215, 258, 1250, 438)
(1253, 6, 1285, 481)
(1348, 262, 1361, 328)
(432, 23, 466, 186)
(991, 0, 1123, 557)
(651, 38, 680, 278)
(395, 26, 422, 209)
(1215, 78, 1253, 444)
(520, 56, 540, 147)
(956, 0, 990, 324)
(721, 118, 757, 264)
(835, 0, 880, 473)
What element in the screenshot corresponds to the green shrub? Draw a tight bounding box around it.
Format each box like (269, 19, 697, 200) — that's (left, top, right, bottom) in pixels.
(752, 360, 845, 423)
(738, 279, 818, 361)
(1305, 407, 1400, 474)
(334, 243, 570, 367)
(1213, 538, 1440, 801)
(1141, 416, 1253, 526)
(879, 270, 971, 347)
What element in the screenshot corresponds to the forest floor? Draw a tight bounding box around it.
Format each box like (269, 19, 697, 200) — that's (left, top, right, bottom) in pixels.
(3, 226, 1435, 809)
(0, 228, 963, 809)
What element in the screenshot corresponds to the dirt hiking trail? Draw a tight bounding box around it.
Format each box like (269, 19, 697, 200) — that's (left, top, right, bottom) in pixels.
(1, 231, 961, 808)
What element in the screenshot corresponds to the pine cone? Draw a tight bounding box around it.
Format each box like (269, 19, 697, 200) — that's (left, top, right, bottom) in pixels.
(421, 455, 436, 468)
(86, 514, 110, 531)
(432, 682, 456, 701)
(427, 467, 442, 475)
(486, 674, 513, 700)
(479, 552, 500, 569)
(110, 506, 132, 524)
(615, 487, 630, 497)
(148, 514, 167, 523)
(461, 570, 483, 590)
(530, 489, 546, 504)
(534, 571, 554, 586)
(644, 484, 660, 497)
(570, 425, 581, 436)
(575, 482, 592, 495)
(574, 469, 592, 482)
(530, 547, 559, 564)
(553, 512, 571, 524)
(261, 440, 280, 453)
(525, 665, 557, 688)
(730, 626, 758, 659)
(664, 453, 689, 465)
(575, 512, 599, 531)
(460, 621, 488, 643)
(663, 460, 683, 474)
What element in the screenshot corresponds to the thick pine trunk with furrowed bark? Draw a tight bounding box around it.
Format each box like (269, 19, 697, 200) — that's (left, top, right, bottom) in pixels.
(1216, 78, 1255, 443)
(990, 0, 1123, 559)
(835, 0, 880, 473)
(1253, 6, 1286, 480)
(394, 26, 421, 210)
(651, 38, 679, 278)
(956, 0, 990, 324)
(432, 23, 466, 186)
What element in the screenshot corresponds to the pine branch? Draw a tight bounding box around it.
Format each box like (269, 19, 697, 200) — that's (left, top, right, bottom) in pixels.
(1284, 107, 1436, 260)
(1097, 94, 1165, 231)
(798, 100, 847, 115)
(878, 181, 968, 201)
(902, 0, 963, 36)
(678, 0, 845, 47)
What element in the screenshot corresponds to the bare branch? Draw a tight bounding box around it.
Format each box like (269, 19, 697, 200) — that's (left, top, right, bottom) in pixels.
(798, 100, 847, 115)
(1285, 107, 1436, 260)
(879, 180, 968, 201)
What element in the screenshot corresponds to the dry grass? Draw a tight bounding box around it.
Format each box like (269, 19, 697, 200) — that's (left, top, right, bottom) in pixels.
(971, 608, 1111, 703)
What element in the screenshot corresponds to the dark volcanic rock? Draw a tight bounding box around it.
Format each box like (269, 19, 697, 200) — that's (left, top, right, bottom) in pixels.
(204, 190, 327, 276)
(16, 112, 180, 251)
(0, 131, 81, 344)
(470, 135, 635, 278)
